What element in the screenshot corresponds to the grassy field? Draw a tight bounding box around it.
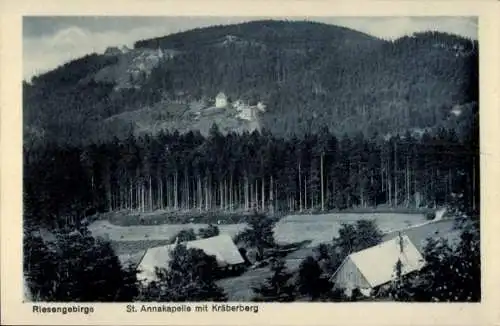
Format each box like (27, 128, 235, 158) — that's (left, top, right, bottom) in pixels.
(93, 212, 427, 244)
(383, 218, 460, 252)
(90, 219, 247, 242)
(273, 212, 427, 246)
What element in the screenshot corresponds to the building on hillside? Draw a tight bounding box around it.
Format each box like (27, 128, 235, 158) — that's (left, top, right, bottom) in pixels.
(215, 92, 228, 108)
(136, 234, 246, 284)
(257, 101, 266, 112)
(240, 106, 257, 121)
(233, 100, 259, 121)
(104, 46, 123, 56)
(329, 234, 425, 297)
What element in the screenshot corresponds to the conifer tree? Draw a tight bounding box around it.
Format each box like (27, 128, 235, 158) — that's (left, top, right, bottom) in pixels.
(252, 258, 296, 302)
(296, 256, 332, 300)
(233, 212, 276, 259)
(23, 225, 139, 302)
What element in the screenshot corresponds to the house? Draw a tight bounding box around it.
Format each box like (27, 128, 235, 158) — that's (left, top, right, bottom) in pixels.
(233, 100, 259, 121)
(136, 233, 245, 283)
(329, 234, 425, 297)
(239, 106, 257, 121)
(215, 92, 228, 108)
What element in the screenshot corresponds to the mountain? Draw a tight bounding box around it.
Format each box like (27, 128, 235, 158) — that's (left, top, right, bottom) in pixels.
(23, 20, 478, 147)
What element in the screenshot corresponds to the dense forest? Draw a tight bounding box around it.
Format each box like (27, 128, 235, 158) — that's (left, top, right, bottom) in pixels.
(23, 20, 478, 147)
(24, 118, 479, 228)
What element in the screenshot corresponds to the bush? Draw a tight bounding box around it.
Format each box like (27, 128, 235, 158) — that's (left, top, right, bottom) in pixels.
(252, 258, 296, 302)
(198, 224, 220, 239)
(296, 256, 332, 300)
(169, 228, 197, 244)
(425, 212, 436, 220)
(313, 243, 343, 275)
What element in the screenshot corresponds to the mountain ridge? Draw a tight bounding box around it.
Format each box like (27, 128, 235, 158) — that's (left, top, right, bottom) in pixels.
(23, 20, 478, 147)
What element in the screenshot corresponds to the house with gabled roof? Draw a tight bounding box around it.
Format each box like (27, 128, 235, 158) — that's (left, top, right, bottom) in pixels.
(136, 233, 245, 284)
(329, 234, 426, 297)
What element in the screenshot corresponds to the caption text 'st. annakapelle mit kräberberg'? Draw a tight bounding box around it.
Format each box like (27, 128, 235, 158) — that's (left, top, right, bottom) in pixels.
(126, 303, 259, 313)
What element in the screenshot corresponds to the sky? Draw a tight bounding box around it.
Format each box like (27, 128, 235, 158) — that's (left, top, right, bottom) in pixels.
(23, 16, 478, 81)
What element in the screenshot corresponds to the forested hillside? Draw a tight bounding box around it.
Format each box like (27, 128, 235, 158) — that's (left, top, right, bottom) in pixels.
(23, 20, 478, 147)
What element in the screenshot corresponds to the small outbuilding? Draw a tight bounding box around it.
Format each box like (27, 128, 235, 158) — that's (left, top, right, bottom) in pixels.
(329, 234, 426, 297)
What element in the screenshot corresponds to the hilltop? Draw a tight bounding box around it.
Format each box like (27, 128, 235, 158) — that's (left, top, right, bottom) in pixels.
(23, 20, 478, 147)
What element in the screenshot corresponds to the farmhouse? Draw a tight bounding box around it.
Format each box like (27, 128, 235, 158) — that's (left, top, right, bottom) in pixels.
(329, 234, 425, 297)
(215, 92, 228, 108)
(137, 234, 245, 283)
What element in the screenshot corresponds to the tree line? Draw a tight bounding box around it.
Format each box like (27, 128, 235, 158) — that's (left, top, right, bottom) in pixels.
(24, 122, 479, 228)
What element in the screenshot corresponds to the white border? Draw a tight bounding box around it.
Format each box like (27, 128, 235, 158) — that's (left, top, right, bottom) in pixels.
(2, 1, 499, 325)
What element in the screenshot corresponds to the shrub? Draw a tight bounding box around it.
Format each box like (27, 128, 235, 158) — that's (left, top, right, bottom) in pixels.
(169, 228, 197, 244)
(252, 258, 296, 302)
(198, 224, 220, 239)
(313, 243, 343, 275)
(296, 256, 332, 300)
(425, 212, 436, 220)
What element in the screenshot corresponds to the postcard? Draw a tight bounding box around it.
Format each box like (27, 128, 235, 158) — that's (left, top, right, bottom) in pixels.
(1, 1, 499, 325)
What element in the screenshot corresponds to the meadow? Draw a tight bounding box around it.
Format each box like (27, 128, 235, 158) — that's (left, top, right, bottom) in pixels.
(88, 212, 439, 270)
(89, 212, 428, 249)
